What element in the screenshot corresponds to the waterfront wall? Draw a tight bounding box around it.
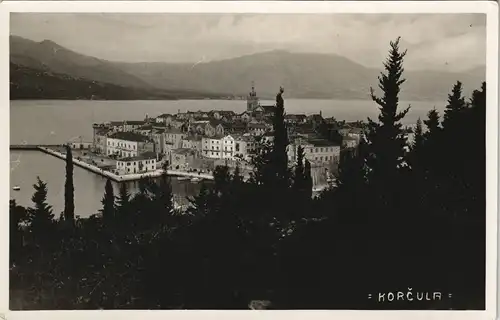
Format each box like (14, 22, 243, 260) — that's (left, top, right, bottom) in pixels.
(37, 147, 324, 194)
(38, 147, 214, 182)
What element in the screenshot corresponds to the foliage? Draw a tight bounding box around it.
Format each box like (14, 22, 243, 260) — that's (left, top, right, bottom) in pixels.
(64, 145, 75, 222)
(100, 179, 115, 224)
(10, 38, 486, 310)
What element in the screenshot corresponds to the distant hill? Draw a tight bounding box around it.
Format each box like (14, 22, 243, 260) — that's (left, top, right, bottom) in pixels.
(10, 35, 152, 89)
(114, 50, 486, 101)
(10, 36, 486, 101)
(10, 63, 181, 100)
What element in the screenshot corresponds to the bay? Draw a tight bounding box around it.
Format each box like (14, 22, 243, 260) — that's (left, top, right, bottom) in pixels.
(10, 99, 445, 217)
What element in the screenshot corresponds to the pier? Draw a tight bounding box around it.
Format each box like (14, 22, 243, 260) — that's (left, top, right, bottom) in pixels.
(13, 144, 323, 195)
(37, 146, 215, 183)
(10, 144, 61, 150)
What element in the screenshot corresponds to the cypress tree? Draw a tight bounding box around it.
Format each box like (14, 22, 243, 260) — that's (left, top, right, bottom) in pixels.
(422, 108, 447, 174)
(441, 82, 468, 177)
(336, 139, 368, 191)
(409, 118, 425, 169)
(424, 108, 441, 134)
(116, 182, 131, 214)
(367, 36, 410, 185)
(412, 118, 424, 151)
(304, 160, 313, 200)
(100, 179, 115, 223)
(27, 177, 54, 237)
(250, 87, 293, 224)
(293, 145, 305, 192)
(153, 172, 174, 226)
(442, 81, 467, 130)
(272, 86, 290, 187)
(64, 144, 75, 222)
(362, 37, 411, 292)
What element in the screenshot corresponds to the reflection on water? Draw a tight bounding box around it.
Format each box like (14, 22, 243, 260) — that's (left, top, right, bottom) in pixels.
(10, 151, 209, 218)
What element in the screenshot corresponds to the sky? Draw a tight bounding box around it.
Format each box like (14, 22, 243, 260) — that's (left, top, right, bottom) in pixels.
(10, 13, 486, 72)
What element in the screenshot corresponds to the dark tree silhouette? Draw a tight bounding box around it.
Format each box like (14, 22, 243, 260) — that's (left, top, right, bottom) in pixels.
(26, 177, 55, 239)
(272, 86, 290, 187)
(293, 145, 305, 192)
(100, 179, 115, 224)
(412, 118, 424, 151)
(303, 159, 313, 201)
(9, 39, 487, 311)
(64, 145, 75, 222)
(10, 199, 26, 265)
(116, 183, 131, 215)
(443, 81, 467, 129)
(367, 36, 410, 184)
(424, 108, 441, 136)
(150, 172, 174, 227)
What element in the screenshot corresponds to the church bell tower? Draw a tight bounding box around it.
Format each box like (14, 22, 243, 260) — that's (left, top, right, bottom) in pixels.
(246, 81, 260, 112)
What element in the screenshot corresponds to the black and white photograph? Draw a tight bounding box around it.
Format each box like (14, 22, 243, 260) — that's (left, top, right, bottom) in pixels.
(4, 1, 498, 316)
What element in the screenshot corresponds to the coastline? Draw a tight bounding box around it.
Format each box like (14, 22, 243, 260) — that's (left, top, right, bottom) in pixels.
(34, 147, 328, 193)
(38, 146, 215, 182)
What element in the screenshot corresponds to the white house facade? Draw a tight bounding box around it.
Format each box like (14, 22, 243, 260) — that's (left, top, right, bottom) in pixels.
(116, 152, 157, 175)
(221, 135, 236, 160)
(202, 136, 223, 159)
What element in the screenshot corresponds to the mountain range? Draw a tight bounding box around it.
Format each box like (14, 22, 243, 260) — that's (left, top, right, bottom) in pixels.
(10, 35, 486, 101)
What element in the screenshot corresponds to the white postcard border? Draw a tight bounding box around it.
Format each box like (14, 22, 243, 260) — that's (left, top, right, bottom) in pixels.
(0, 2, 497, 320)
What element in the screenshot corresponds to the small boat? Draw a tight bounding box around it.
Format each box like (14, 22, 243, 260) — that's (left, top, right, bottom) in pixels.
(177, 176, 191, 181)
(191, 177, 202, 183)
(12, 186, 20, 191)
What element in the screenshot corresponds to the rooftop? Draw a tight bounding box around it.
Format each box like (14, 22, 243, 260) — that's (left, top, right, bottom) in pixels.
(307, 138, 340, 147)
(96, 128, 111, 136)
(184, 135, 203, 141)
(210, 110, 236, 116)
(192, 119, 210, 124)
(119, 151, 157, 162)
(125, 120, 146, 125)
(202, 134, 224, 140)
(285, 114, 307, 120)
(108, 120, 146, 126)
(164, 127, 185, 134)
(208, 119, 223, 127)
(234, 135, 255, 142)
(138, 124, 153, 130)
(110, 131, 151, 142)
(307, 114, 324, 122)
(294, 125, 316, 134)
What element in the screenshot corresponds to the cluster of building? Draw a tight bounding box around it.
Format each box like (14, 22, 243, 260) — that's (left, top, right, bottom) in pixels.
(91, 84, 363, 183)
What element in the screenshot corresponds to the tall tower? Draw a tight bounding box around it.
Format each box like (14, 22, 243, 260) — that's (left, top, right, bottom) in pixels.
(246, 81, 260, 112)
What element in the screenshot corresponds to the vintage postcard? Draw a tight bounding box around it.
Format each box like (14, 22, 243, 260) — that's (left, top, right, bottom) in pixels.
(0, 1, 498, 320)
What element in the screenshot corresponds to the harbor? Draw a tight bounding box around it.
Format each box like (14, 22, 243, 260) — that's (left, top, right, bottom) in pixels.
(37, 146, 215, 183)
(12, 144, 329, 196)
